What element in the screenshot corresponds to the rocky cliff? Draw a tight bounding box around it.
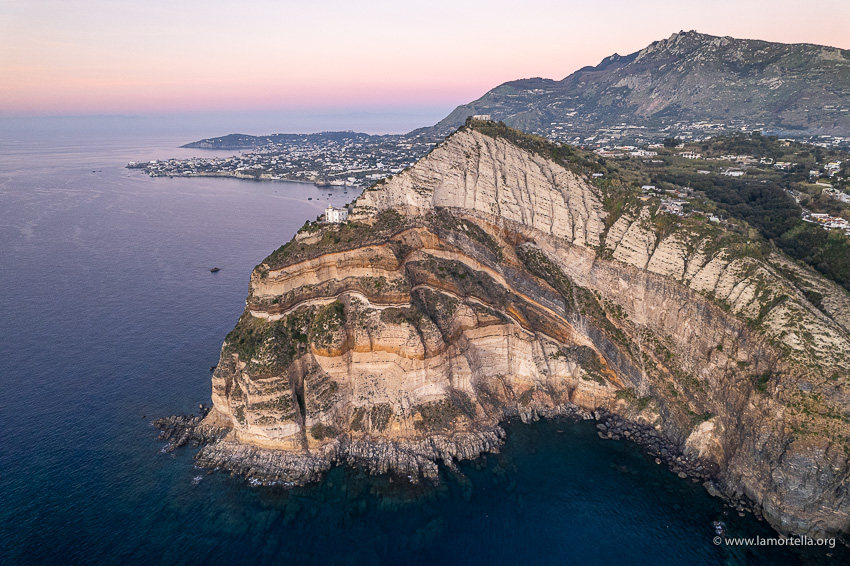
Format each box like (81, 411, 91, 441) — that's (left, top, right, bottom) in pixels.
(189, 120, 850, 540)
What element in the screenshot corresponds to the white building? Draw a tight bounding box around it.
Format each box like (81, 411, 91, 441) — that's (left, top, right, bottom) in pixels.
(630, 149, 658, 158)
(472, 114, 492, 121)
(324, 205, 349, 224)
(679, 151, 702, 159)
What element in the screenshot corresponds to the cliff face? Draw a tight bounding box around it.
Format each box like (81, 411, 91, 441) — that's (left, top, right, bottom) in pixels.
(198, 124, 850, 539)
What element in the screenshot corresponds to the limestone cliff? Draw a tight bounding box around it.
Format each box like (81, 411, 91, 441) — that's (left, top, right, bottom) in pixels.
(193, 121, 850, 540)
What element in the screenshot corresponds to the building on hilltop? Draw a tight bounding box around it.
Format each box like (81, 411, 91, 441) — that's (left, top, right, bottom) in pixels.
(472, 114, 492, 121)
(324, 205, 349, 224)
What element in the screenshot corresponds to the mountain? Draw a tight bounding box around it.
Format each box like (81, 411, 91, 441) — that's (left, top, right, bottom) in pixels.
(430, 31, 850, 142)
(160, 120, 850, 540)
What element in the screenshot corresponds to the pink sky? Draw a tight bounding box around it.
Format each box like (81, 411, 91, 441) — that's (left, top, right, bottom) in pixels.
(2, 0, 849, 117)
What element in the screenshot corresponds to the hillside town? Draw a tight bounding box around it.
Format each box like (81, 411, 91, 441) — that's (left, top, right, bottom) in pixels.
(590, 142, 850, 236)
(546, 120, 850, 150)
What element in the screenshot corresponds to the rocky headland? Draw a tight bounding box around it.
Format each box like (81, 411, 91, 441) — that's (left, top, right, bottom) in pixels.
(158, 119, 850, 541)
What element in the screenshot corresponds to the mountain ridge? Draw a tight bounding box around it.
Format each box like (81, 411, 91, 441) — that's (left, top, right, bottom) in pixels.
(427, 31, 850, 142)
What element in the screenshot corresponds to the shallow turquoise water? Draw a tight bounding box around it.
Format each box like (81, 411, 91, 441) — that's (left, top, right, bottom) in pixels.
(0, 125, 844, 565)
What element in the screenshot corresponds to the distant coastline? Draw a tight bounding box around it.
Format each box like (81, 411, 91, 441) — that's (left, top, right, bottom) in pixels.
(127, 129, 435, 189)
(127, 163, 363, 190)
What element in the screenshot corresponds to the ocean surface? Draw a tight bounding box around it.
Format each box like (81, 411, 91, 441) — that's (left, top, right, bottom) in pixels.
(0, 120, 844, 565)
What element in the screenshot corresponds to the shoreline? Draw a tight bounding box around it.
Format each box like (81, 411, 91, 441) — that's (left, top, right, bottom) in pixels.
(153, 402, 768, 532)
(128, 164, 367, 190)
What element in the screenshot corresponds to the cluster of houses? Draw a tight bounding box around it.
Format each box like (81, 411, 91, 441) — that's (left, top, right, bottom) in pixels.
(641, 185, 688, 216)
(821, 185, 850, 204)
(806, 213, 850, 234)
(593, 146, 658, 159)
(808, 213, 849, 229)
(591, 146, 813, 180)
(128, 131, 438, 187)
(637, 184, 722, 223)
(658, 199, 687, 215)
(544, 117, 850, 150)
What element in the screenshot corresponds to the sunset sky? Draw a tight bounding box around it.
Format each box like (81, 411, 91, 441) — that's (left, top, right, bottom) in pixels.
(2, 0, 849, 119)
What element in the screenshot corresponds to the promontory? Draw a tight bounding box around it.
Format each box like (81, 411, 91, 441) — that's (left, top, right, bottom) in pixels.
(163, 119, 850, 541)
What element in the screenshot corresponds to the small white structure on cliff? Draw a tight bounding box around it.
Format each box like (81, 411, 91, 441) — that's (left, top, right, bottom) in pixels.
(472, 114, 492, 121)
(324, 205, 349, 224)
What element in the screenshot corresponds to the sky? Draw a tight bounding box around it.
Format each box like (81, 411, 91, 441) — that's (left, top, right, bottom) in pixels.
(2, 0, 850, 127)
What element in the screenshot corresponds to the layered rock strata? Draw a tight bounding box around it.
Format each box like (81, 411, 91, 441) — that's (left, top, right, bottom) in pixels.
(184, 123, 849, 540)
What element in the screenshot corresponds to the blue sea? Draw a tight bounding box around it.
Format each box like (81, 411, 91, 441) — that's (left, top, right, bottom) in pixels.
(0, 119, 843, 565)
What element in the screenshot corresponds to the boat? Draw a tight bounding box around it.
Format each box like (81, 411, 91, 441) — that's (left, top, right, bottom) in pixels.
(210, 267, 220, 273)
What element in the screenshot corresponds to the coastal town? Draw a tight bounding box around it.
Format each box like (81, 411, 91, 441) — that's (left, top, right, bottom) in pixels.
(129, 122, 850, 239)
(128, 131, 440, 187)
(129, 112, 850, 192)
(590, 140, 850, 236)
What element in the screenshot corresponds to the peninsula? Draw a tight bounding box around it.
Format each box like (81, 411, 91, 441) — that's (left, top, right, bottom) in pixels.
(159, 119, 850, 542)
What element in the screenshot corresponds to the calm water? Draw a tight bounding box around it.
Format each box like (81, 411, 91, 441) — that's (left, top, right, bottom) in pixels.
(0, 123, 843, 565)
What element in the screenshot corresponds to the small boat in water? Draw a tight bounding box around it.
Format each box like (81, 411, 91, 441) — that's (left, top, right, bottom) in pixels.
(210, 267, 220, 273)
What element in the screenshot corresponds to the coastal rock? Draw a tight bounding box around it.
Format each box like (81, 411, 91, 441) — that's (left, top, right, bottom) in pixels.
(169, 121, 850, 541)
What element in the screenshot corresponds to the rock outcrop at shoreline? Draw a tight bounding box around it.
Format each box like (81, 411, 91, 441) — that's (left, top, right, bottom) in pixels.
(162, 119, 850, 541)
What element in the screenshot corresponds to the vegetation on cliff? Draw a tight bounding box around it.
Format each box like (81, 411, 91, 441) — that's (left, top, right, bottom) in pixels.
(462, 108, 850, 293)
(201, 121, 850, 541)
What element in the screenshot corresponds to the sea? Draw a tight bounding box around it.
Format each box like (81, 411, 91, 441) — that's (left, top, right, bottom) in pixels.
(0, 117, 844, 565)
